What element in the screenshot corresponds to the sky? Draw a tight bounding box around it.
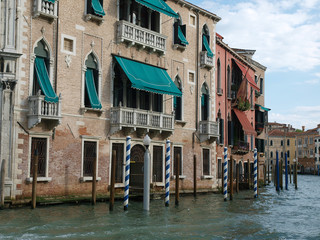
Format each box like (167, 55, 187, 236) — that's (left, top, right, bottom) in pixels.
(187, 0, 320, 130)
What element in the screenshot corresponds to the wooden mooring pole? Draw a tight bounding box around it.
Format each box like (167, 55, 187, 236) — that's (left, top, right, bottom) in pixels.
(193, 155, 197, 197)
(230, 156, 233, 200)
(92, 154, 97, 205)
(247, 159, 251, 189)
(289, 164, 292, 184)
(175, 153, 180, 206)
(280, 159, 283, 190)
(294, 161, 298, 190)
(0, 159, 6, 209)
(221, 161, 224, 195)
(109, 150, 116, 211)
(31, 150, 39, 209)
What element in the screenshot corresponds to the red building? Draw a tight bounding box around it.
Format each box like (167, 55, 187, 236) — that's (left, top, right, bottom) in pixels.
(215, 34, 262, 184)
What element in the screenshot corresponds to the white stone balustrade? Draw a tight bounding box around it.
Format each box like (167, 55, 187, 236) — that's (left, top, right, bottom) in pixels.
(28, 95, 61, 129)
(33, 0, 58, 19)
(199, 120, 219, 142)
(117, 20, 167, 54)
(200, 51, 214, 69)
(110, 107, 174, 134)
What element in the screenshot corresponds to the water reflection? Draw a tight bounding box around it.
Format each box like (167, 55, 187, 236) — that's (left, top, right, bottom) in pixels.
(1, 175, 320, 239)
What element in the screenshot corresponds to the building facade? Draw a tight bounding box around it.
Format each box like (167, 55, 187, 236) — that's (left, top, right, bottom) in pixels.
(3, 0, 225, 200)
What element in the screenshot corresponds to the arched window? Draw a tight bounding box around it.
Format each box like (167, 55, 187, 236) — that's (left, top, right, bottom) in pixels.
(174, 76, 182, 120)
(270, 151, 273, 158)
(33, 39, 58, 102)
(113, 63, 123, 107)
(84, 53, 101, 109)
(201, 83, 209, 121)
(202, 25, 213, 57)
(173, 13, 188, 47)
(217, 59, 221, 94)
(227, 65, 231, 98)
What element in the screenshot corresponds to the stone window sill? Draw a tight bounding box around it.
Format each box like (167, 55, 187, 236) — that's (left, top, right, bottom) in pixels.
(26, 177, 52, 183)
(201, 175, 213, 180)
(171, 175, 186, 180)
(80, 176, 101, 182)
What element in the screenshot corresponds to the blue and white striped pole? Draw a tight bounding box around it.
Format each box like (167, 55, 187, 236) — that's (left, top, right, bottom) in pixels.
(165, 140, 170, 207)
(223, 147, 228, 201)
(124, 136, 131, 211)
(254, 148, 258, 198)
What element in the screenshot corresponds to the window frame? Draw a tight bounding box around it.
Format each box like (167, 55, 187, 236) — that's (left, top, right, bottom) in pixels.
(61, 34, 77, 56)
(188, 70, 195, 85)
(110, 140, 126, 188)
(217, 157, 222, 179)
(189, 13, 196, 27)
(80, 137, 101, 182)
(27, 135, 51, 183)
(202, 147, 212, 179)
(151, 144, 165, 186)
(173, 75, 183, 121)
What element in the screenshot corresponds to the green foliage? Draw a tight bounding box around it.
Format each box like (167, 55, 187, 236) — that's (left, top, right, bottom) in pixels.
(237, 97, 250, 111)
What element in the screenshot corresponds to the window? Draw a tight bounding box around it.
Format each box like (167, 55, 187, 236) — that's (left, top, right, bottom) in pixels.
(298, 150, 302, 156)
(227, 66, 231, 98)
(201, 83, 209, 121)
(86, 0, 105, 17)
(61, 34, 76, 55)
(281, 152, 283, 159)
(228, 120, 234, 146)
(287, 139, 290, 146)
(287, 151, 290, 158)
(189, 13, 196, 27)
(173, 146, 183, 176)
(174, 14, 188, 47)
(250, 87, 253, 109)
(270, 140, 273, 146)
(298, 138, 302, 145)
(255, 75, 258, 83)
(310, 148, 314, 156)
(202, 148, 210, 176)
(112, 143, 124, 183)
(82, 141, 98, 179)
(29, 137, 50, 181)
(281, 140, 283, 146)
(305, 137, 308, 145)
(174, 76, 182, 120)
(217, 59, 221, 95)
(202, 25, 213, 58)
(217, 158, 222, 179)
(260, 78, 263, 94)
(153, 146, 163, 182)
(219, 118, 224, 145)
(310, 137, 313, 144)
(84, 53, 102, 109)
(188, 71, 195, 84)
(270, 151, 273, 158)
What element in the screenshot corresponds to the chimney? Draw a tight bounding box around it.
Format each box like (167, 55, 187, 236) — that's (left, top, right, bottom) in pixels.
(318, 124, 320, 128)
(302, 126, 305, 132)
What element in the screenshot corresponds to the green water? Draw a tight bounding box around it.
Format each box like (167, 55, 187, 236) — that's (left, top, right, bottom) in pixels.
(1, 175, 320, 239)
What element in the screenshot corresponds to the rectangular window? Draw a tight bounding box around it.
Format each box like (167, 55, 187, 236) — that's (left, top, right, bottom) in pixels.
(310, 137, 313, 144)
(188, 71, 195, 84)
(217, 158, 222, 179)
(87, 0, 105, 17)
(219, 118, 224, 145)
(173, 146, 182, 176)
(260, 78, 263, 94)
(202, 148, 210, 176)
(153, 146, 163, 182)
(30, 137, 47, 178)
(112, 143, 124, 183)
(281, 140, 283, 146)
(189, 13, 196, 27)
(305, 137, 308, 145)
(287, 151, 290, 158)
(61, 34, 76, 55)
(83, 141, 97, 177)
(287, 139, 290, 146)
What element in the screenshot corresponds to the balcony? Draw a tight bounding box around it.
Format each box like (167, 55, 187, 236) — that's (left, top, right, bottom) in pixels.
(33, 0, 58, 20)
(200, 51, 214, 69)
(28, 95, 61, 129)
(255, 122, 265, 135)
(232, 140, 249, 155)
(110, 107, 174, 136)
(199, 121, 219, 143)
(117, 20, 167, 54)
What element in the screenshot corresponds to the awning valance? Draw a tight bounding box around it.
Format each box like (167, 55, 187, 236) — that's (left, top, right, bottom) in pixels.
(34, 57, 59, 103)
(92, 0, 105, 16)
(233, 108, 257, 136)
(135, 0, 179, 18)
(45, 0, 55, 3)
(85, 69, 102, 109)
(256, 104, 271, 112)
(203, 35, 214, 58)
(178, 26, 189, 45)
(114, 56, 182, 97)
(234, 60, 259, 91)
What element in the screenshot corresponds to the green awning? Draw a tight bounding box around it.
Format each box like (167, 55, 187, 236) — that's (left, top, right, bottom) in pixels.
(85, 69, 102, 109)
(178, 26, 189, 45)
(114, 56, 182, 97)
(256, 104, 271, 112)
(135, 0, 179, 18)
(34, 57, 59, 103)
(45, 0, 55, 3)
(92, 0, 105, 16)
(203, 35, 214, 58)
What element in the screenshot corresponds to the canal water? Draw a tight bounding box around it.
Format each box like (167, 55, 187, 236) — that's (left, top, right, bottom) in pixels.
(1, 175, 320, 239)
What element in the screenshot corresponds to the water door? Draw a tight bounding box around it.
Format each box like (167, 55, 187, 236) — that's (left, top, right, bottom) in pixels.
(130, 144, 145, 190)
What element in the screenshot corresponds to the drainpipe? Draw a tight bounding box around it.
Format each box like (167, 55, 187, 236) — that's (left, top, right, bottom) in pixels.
(195, 10, 199, 137)
(54, 1, 59, 93)
(225, 43, 227, 147)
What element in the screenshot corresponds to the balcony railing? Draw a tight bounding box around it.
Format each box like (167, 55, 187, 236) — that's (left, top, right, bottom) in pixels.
(110, 107, 174, 135)
(28, 95, 61, 129)
(200, 51, 214, 69)
(232, 140, 249, 154)
(117, 20, 167, 54)
(33, 0, 58, 19)
(199, 120, 219, 142)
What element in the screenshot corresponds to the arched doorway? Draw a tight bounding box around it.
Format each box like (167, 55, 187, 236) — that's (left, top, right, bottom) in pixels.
(130, 144, 145, 189)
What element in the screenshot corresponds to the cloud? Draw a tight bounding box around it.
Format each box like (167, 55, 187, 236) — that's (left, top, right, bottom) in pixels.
(295, 79, 320, 85)
(269, 105, 320, 129)
(200, 0, 320, 72)
(315, 72, 320, 77)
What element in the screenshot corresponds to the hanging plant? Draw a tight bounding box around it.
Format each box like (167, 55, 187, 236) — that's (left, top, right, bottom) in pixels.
(237, 97, 250, 111)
